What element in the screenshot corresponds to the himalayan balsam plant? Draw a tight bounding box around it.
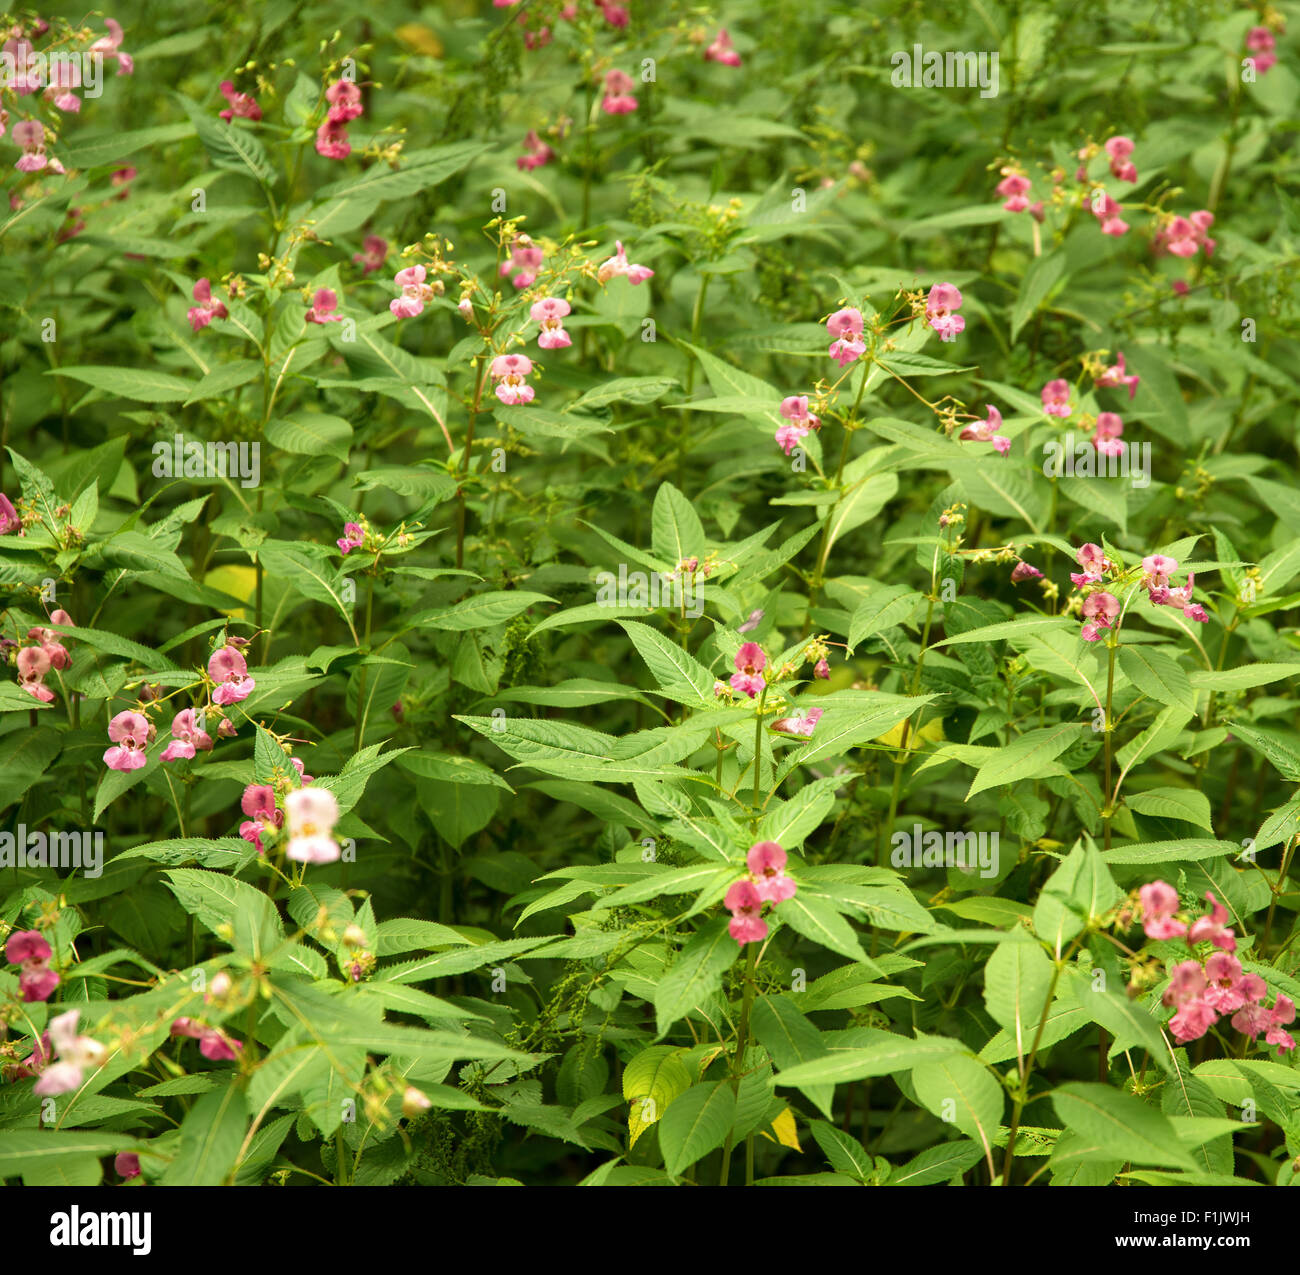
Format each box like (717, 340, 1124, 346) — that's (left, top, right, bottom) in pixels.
(0, 0, 1298, 1193)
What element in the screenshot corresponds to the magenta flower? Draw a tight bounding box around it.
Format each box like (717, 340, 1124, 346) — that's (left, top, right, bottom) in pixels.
(305, 287, 344, 324)
(1139, 881, 1187, 940)
(516, 129, 555, 172)
(826, 307, 866, 366)
(33, 1010, 108, 1097)
(218, 80, 261, 122)
(958, 404, 1010, 454)
(705, 29, 742, 66)
(813, 658, 830, 680)
(1201, 952, 1265, 1014)
(1265, 997, 1296, 1053)
(770, 707, 824, 739)
(284, 787, 342, 864)
(1188, 891, 1236, 952)
(390, 264, 437, 319)
(115, 1153, 142, 1180)
(1169, 998, 1218, 1044)
(596, 0, 630, 27)
(490, 353, 536, 405)
(337, 521, 365, 554)
(315, 116, 351, 160)
(0, 493, 20, 534)
(187, 278, 228, 333)
(1161, 960, 1206, 1007)
(995, 170, 1032, 213)
(747, 841, 798, 903)
(530, 296, 572, 349)
(730, 642, 767, 698)
(775, 395, 821, 454)
(238, 783, 282, 855)
(1041, 378, 1072, 418)
(171, 1017, 242, 1062)
(1091, 411, 1123, 457)
(209, 646, 255, 706)
(1079, 591, 1119, 642)
(725, 880, 768, 946)
(6, 929, 59, 1002)
(924, 283, 965, 342)
(1104, 135, 1137, 183)
(600, 69, 638, 114)
(89, 18, 133, 76)
(353, 235, 388, 274)
(16, 646, 54, 703)
(325, 79, 364, 123)
(596, 241, 653, 286)
(738, 609, 764, 634)
(12, 119, 47, 172)
(1140, 554, 1177, 590)
(1245, 26, 1277, 74)
(291, 756, 313, 784)
(1010, 561, 1043, 584)
(1070, 542, 1112, 587)
(160, 708, 214, 763)
(104, 710, 150, 771)
(44, 58, 82, 113)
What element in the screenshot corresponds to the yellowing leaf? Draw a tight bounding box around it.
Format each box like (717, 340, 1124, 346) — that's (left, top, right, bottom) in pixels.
(761, 1106, 802, 1151)
(394, 23, 444, 56)
(875, 717, 945, 749)
(204, 565, 258, 618)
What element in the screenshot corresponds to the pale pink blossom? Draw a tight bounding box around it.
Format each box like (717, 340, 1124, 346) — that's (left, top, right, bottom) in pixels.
(160, 708, 214, 763)
(16, 645, 54, 703)
(770, 707, 824, 739)
(596, 240, 653, 285)
(89, 18, 133, 76)
(1041, 378, 1072, 418)
(187, 278, 228, 333)
(730, 642, 766, 698)
(1095, 351, 1140, 400)
(284, 786, 342, 864)
(501, 237, 545, 289)
(104, 710, 150, 771)
(390, 264, 437, 319)
(530, 296, 572, 349)
(12, 118, 47, 172)
(704, 29, 742, 66)
(209, 645, 255, 706)
(218, 80, 261, 122)
(305, 287, 344, 324)
(353, 235, 388, 274)
(747, 841, 797, 902)
(490, 353, 536, 405)
(1188, 891, 1236, 952)
(516, 129, 555, 171)
(600, 68, 638, 114)
(337, 521, 365, 554)
(315, 116, 351, 160)
(33, 1010, 108, 1096)
(725, 879, 767, 946)
(924, 283, 964, 342)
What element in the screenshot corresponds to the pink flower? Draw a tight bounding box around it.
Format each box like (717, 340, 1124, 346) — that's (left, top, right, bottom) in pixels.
(12, 118, 47, 172)
(1142, 882, 1189, 940)
(1093, 411, 1124, 456)
(1104, 136, 1137, 183)
(218, 80, 261, 122)
(16, 645, 54, 702)
(6, 929, 59, 1002)
(160, 708, 214, 763)
(813, 658, 830, 680)
(238, 783, 282, 854)
(1159, 215, 1199, 258)
(33, 1010, 108, 1096)
(104, 710, 150, 771)
(516, 129, 555, 171)
(187, 278, 228, 333)
(1264, 995, 1296, 1053)
(325, 79, 364, 123)
(826, 306, 866, 365)
(737, 609, 764, 634)
(1201, 952, 1264, 1014)
(1246, 26, 1277, 75)
(390, 264, 437, 319)
(490, 353, 536, 406)
(730, 642, 767, 698)
(353, 235, 388, 274)
(596, 241, 653, 286)
(315, 116, 351, 160)
(305, 287, 344, 324)
(1080, 591, 1120, 641)
(0, 493, 20, 534)
(1188, 891, 1236, 952)
(1140, 554, 1177, 590)
(1041, 378, 1072, 418)
(775, 395, 821, 453)
(747, 841, 797, 903)
(89, 18, 133, 76)
(924, 283, 965, 342)
(596, 0, 630, 27)
(705, 29, 742, 66)
(530, 296, 572, 349)
(601, 69, 638, 115)
(958, 404, 1010, 454)
(1162, 960, 1206, 1007)
(209, 645, 255, 706)
(1095, 351, 1140, 400)
(725, 880, 768, 946)
(171, 1017, 242, 1062)
(1071, 542, 1112, 586)
(1010, 561, 1043, 583)
(44, 58, 81, 113)
(1086, 189, 1129, 236)
(115, 1153, 142, 1180)
(1169, 998, 1218, 1044)
(284, 786, 342, 864)
(995, 170, 1032, 212)
(770, 707, 824, 739)
(337, 521, 365, 554)
(291, 756, 313, 784)
(501, 237, 546, 289)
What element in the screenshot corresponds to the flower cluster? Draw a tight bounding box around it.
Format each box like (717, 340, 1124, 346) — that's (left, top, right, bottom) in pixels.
(317, 77, 365, 160)
(1246, 25, 1278, 75)
(600, 69, 638, 115)
(1153, 210, 1215, 259)
(923, 283, 964, 341)
(704, 29, 742, 66)
(517, 129, 555, 171)
(775, 395, 821, 455)
(5, 929, 59, 1002)
(13, 608, 73, 703)
(826, 306, 865, 366)
(1140, 882, 1295, 1053)
(596, 241, 653, 285)
(725, 842, 798, 945)
(32, 1009, 107, 1097)
(502, 235, 545, 289)
(1140, 554, 1208, 624)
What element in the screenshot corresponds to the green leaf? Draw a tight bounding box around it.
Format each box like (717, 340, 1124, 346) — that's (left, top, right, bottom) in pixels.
(161, 1083, 248, 1186)
(658, 1081, 737, 1177)
(967, 723, 1083, 798)
(1117, 646, 1196, 714)
(774, 893, 871, 963)
(912, 1056, 1004, 1166)
(1052, 1083, 1196, 1171)
(1033, 839, 1121, 953)
(982, 933, 1053, 1056)
(48, 366, 195, 402)
(414, 591, 554, 631)
(1009, 251, 1066, 342)
(1125, 787, 1213, 831)
(266, 412, 353, 462)
(847, 586, 922, 653)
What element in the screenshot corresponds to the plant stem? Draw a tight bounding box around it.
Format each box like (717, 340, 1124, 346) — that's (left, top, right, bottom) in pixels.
(717, 942, 759, 1185)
